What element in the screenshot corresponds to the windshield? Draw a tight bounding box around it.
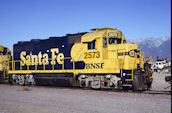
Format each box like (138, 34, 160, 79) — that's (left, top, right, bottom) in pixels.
(0, 52, 11, 56)
(109, 38, 121, 44)
(0, 52, 4, 55)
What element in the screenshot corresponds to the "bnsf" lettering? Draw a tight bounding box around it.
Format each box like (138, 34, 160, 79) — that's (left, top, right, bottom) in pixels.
(85, 63, 104, 69)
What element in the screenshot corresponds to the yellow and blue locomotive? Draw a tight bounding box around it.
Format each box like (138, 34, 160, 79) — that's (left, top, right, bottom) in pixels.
(8, 28, 152, 90)
(0, 46, 11, 83)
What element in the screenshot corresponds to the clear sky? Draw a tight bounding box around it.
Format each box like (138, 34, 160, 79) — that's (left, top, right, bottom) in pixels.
(0, 0, 171, 50)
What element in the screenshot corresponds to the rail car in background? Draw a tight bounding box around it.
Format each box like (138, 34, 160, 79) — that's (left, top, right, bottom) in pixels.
(0, 46, 11, 83)
(8, 28, 153, 91)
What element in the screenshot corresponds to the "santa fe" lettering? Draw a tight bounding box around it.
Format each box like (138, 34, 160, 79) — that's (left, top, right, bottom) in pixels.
(20, 48, 64, 66)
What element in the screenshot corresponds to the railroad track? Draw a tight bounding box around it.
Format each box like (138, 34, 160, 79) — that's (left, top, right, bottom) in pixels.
(37, 85, 171, 95)
(142, 90, 171, 95)
(89, 88, 171, 95)
(5, 84, 171, 95)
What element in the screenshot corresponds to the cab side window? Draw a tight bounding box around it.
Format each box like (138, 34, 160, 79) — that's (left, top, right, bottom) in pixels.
(109, 38, 115, 44)
(103, 37, 107, 47)
(3, 48, 7, 55)
(88, 40, 95, 50)
(123, 40, 126, 44)
(0, 52, 3, 55)
(117, 39, 121, 44)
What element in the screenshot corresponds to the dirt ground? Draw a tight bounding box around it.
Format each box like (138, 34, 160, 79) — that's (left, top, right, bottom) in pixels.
(151, 73, 171, 91)
(0, 73, 171, 113)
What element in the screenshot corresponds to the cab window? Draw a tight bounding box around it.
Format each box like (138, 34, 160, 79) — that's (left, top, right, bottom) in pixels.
(123, 40, 126, 44)
(117, 39, 121, 44)
(109, 38, 121, 44)
(103, 37, 107, 47)
(109, 38, 115, 44)
(3, 48, 7, 55)
(0, 52, 3, 55)
(88, 40, 95, 50)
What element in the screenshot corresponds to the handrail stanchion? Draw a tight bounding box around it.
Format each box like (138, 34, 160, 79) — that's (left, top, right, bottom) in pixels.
(62, 59, 64, 70)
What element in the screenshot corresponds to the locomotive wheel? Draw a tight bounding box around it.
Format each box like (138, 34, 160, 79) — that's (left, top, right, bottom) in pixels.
(88, 81, 92, 89)
(117, 80, 122, 89)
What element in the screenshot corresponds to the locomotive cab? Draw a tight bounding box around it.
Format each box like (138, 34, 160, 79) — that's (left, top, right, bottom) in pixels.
(71, 28, 142, 73)
(71, 28, 150, 90)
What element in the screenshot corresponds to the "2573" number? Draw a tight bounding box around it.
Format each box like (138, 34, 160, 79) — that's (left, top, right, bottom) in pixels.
(84, 51, 100, 59)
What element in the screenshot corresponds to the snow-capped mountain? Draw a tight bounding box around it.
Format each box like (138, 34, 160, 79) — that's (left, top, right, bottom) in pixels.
(127, 35, 171, 61)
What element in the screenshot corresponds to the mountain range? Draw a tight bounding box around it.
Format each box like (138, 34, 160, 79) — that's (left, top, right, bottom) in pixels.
(127, 35, 171, 61)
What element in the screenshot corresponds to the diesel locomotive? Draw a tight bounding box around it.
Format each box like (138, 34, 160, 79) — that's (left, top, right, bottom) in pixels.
(0, 46, 11, 83)
(8, 28, 153, 90)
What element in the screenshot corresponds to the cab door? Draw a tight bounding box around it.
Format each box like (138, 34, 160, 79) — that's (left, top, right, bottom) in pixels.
(102, 37, 108, 59)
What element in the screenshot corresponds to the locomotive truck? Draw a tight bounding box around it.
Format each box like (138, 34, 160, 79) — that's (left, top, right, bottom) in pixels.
(7, 28, 153, 91)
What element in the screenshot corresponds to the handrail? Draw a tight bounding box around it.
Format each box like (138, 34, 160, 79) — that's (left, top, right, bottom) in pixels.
(9, 57, 75, 71)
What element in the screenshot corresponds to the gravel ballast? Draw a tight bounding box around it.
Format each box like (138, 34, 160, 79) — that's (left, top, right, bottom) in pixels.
(0, 73, 171, 113)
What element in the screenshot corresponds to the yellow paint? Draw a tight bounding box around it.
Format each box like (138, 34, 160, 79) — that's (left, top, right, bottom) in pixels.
(122, 84, 132, 87)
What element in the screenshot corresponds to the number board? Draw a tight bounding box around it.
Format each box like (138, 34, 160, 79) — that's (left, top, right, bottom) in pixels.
(108, 33, 118, 37)
(84, 51, 100, 59)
